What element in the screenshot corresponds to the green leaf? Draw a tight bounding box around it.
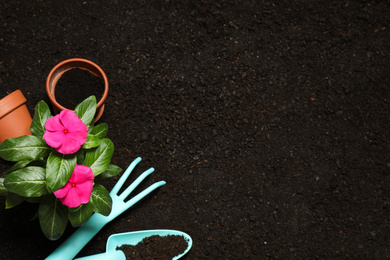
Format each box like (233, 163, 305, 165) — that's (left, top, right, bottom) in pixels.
(83, 139, 114, 176)
(3, 160, 32, 177)
(87, 121, 95, 134)
(46, 151, 77, 192)
(68, 203, 94, 227)
(81, 134, 100, 149)
(67, 205, 82, 212)
(27, 160, 46, 167)
(95, 164, 122, 181)
(25, 197, 42, 204)
(39, 196, 68, 240)
(4, 167, 48, 197)
(5, 192, 24, 209)
(90, 184, 112, 216)
(0, 135, 52, 162)
(30, 100, 52, 137)
(0, 178, 7, 196)
(76, 150, 85, 164)
(89, 123, 108, 139)
(74, 96, 96, 127)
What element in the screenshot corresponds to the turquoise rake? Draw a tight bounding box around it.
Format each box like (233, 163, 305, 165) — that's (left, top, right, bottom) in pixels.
(45, 157, 166, 260)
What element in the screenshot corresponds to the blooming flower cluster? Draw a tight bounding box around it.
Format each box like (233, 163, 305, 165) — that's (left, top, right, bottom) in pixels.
(44, 110, 93, 208)
(0, 96, 119, 239)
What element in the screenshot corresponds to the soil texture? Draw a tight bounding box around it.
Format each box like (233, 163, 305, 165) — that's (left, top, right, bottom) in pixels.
(55, 68, 105, 110)
(0, 0, 389, 259)
(117, 235, 188, 259)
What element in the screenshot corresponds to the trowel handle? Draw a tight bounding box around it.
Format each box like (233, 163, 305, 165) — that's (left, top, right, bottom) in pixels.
(74, 250, 126, 260)
(45, 213, 108, 260)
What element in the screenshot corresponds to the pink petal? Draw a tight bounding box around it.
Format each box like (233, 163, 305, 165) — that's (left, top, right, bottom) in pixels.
(55, 164, 94, 208)
(57, 134, 82, 154)
(75, 182, 93, 204)
(44, 115, 64, 131)
(60, 188, 81, 208)
(60, 110, 87, 132)
(68, 130, 87, 146)
(71, 165, 94, 184)
(43, 130, 65, 149)
(54, 183, 72, 199)
(70, 122, 88, 133)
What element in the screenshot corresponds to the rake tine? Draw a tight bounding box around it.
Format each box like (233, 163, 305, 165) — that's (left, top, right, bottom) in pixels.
(124, 180, 167, 208)
(110, 157, 142, 195)
(118, 167, 155, 200)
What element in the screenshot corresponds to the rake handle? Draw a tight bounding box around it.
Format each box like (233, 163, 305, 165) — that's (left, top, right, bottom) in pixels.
(45, 213, 109, 260)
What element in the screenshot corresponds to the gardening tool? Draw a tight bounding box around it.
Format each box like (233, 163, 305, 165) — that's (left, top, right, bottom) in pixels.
(74, 229, 193, 260)
(45, 157, 166, 260)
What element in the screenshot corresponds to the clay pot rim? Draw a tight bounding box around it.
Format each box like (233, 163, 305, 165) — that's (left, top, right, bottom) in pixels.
(0, 89, 27, 119)
(46, 58, 109, 112)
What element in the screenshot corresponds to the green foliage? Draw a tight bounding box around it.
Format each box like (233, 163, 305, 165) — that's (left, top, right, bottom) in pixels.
(89, 123, 108, 139)
(76, 149, 85, 164)
(90, 184, 112, 216)
(39, 196, 68, 240)
(0, 135, 51, 162)
(5, 192, 24, 209)
(30, 100, 52, 137)
(74, 95, 96, 126)
(0, 178, 6, 196)
(0, 96, 122, 240)
(84, 138, 114, 176)
(95, 164, 122, 181)
(45, 151, 77, 192)
(3, 160, 32, 177)
(81, 134, 100, 149)
(68, 203, 94, 227)
(4, 167, 48, 197)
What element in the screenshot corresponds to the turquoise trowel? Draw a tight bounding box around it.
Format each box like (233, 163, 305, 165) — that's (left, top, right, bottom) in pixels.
(75, 229, 193, 260)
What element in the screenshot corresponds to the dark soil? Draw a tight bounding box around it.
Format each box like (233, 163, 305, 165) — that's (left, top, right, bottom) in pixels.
(55, 68, 105, 110)
(0, 0, 389, 259)
(117, 235, 188, 259)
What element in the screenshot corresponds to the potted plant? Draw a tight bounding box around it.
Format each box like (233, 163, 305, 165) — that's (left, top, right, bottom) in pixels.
(0, 96, 121, 240)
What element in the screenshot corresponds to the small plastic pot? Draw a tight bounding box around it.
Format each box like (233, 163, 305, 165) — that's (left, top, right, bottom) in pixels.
(46, 58, 109, 122)
(0, 90, 32, 143)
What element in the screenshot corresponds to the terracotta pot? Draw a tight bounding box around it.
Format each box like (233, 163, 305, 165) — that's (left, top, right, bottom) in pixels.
(0, 90, 32, 143)
(46, 58, 109, 122)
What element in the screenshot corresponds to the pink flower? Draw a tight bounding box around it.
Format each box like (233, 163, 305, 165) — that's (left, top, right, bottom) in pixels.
(54, 164, 94, 208)
(43, 110, 87, 154)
